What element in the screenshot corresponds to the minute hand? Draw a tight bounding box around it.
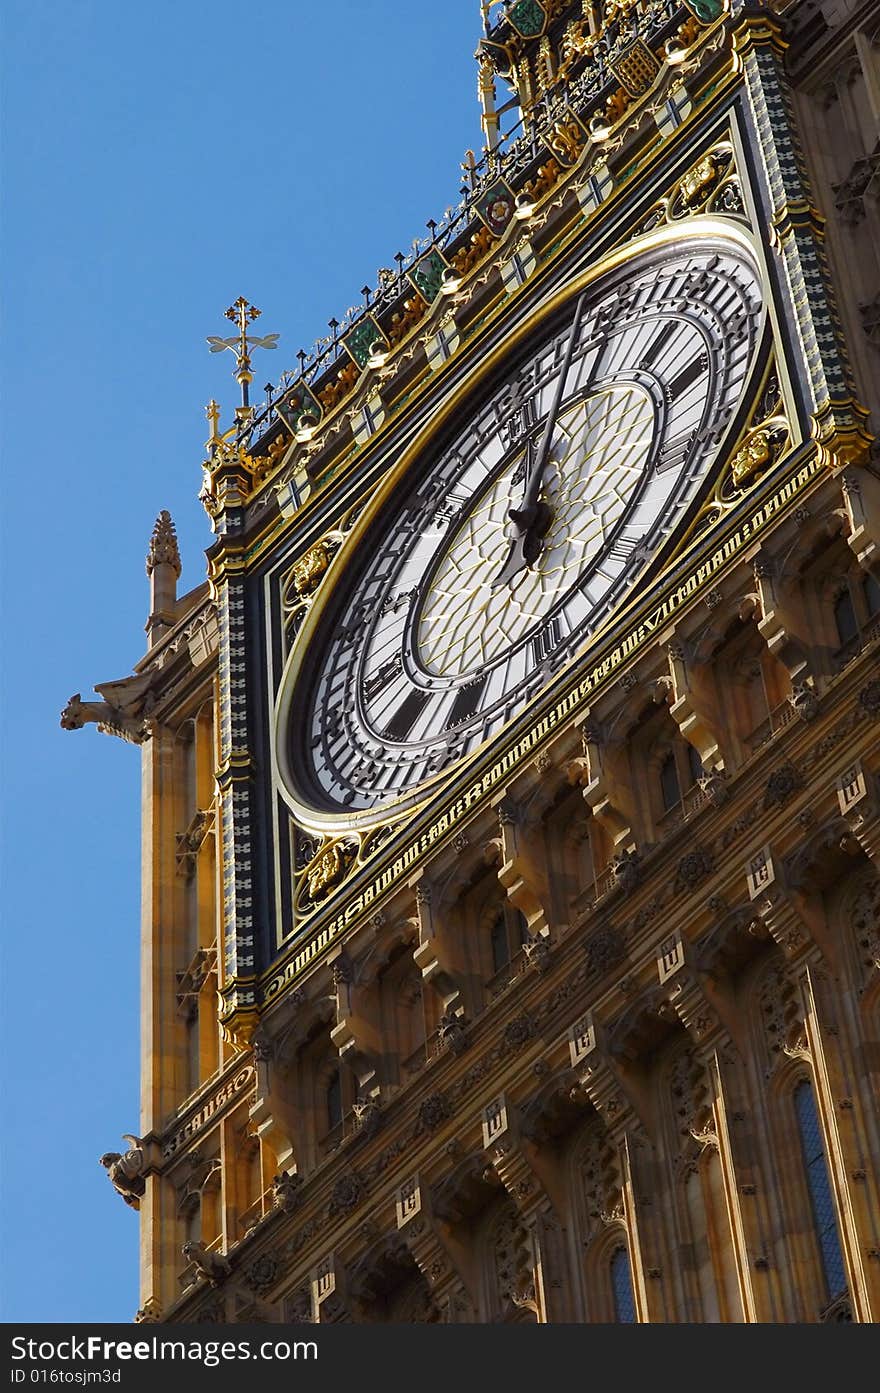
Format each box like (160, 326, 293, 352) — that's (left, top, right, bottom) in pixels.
(490, 290, 589, 590)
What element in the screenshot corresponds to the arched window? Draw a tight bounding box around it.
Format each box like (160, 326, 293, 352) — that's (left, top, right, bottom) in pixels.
(490, 908, 529, 976)
(687, 742, 703, 787)
(863, 570, 880, 618)
(659, 744, 702, 818)
(610, 1245, 636, 1323)
(514, 909, 529, 947)
(660, 752, 680, 812)
(794, 1080, 847, 1305)
(834, 588, 859, 646)
(490, 912, 509, 974)
(326, 1068, 343, 1134)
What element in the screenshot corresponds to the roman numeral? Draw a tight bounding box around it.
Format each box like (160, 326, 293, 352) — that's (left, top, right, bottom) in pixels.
(444, 675, 488, 731)
(383, 689, 431, 742)
(531, 616, 561, 667)
(606, 537, 635, 564)
(656, 429, 697, 475)
(435, 491, 470, 523)
(364, 654, 402, 701)
(638, 320, 678, 370)
(665, 352, 708, 403)
(499, 378, 540, 448)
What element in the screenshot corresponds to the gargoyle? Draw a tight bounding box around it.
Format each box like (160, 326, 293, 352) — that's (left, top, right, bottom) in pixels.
(61, 672, 155, 744)
(99, 1135, 146, 1209)
(182, 1240, 232, 1285)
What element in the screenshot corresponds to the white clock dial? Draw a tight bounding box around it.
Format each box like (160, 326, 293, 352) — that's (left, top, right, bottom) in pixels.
(277, 230, 765, 820)
(415, 384, 654, 678)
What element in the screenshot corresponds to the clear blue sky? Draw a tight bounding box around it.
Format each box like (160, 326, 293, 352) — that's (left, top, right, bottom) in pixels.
(1, 1, 478, 1323)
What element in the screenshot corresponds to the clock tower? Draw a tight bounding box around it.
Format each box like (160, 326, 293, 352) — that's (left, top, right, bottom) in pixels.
(70, 0, 880, 1324)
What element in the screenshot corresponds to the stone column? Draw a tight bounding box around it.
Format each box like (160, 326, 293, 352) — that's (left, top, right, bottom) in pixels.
(655, 928, 785, 1322)
(493, 796, 552, 939)
(411, 879, 464, 1015)
(664, 635, 726, 774)
(328, 949, 380, 1101)
(839, 467, 880, 577)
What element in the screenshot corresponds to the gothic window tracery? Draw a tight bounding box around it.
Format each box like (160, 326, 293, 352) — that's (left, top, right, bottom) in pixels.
(847, 868, 880, 994)
(490, 906, 529, 975)
(470, 874, 529, 1000)
(833, 586, 859, 646)
(385, 1273, 440, 1323)
(799, 533, 880, 668)
(756, 958, 802, 1068)
(325, 1067, 343, 1136)
(794, 1079, 849, 1315)
(610, 1245, 636, 1323)
(658, 742, 703, 815)
(831, 567, 880, 659)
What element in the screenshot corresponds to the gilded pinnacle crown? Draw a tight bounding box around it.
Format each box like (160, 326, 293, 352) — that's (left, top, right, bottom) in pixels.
(146, 510, 182, 579)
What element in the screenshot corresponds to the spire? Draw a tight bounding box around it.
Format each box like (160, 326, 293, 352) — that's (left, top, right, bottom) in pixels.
(146, 511, 181, 646)
(146, 510, 182, 579)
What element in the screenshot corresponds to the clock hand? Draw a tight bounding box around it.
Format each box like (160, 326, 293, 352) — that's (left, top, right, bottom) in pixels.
(491, 290, 588, 589)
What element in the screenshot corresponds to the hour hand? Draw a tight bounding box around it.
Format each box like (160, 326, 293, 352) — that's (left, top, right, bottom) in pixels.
(490, 498, 552, 589)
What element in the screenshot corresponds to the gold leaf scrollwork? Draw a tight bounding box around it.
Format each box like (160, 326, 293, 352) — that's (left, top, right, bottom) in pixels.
(671, 144, 738, 218)
(294, 838, 355, 915)
(722, 364, 790, 496)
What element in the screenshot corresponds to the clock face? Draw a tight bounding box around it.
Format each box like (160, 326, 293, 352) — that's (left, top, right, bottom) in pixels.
(277, 230, 764, 824)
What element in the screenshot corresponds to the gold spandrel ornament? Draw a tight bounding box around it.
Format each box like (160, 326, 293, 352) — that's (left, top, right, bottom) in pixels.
(628, 141, 745, 238)
(285, 812, 405, 929)
(680, 359, 792, 551)
(679, 153, 725, 209)
(306, 843, 345, 900)
(730, 429, 773, 486)
(292, 541, 332, 598)
(281, 530, 345, 652)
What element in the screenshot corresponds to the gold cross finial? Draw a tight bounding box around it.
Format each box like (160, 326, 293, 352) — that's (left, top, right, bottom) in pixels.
(225, 295, 261, 351)
(206, 297, 279, 411)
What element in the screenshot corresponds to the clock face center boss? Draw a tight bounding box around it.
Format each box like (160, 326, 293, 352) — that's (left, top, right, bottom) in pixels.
(275, 229, 765, 822)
